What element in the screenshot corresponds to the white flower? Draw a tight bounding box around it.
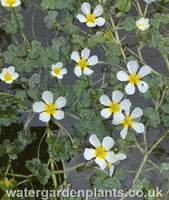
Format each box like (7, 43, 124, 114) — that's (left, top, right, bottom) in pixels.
(106, 152, 127, 177)
(83, 134, 127, 176)
(1, 0, 21, 7)
(0, 66, 19, 84)
(83, 135, 115, 170)
(77, 2, 105, 27)
(51, 62, 67, 79)
(71, 48, 98, 77)
(136, 17, 150, 31)
(100, 90, 131, 120)
(112, 103, 145, 139)
(143, 0, 155, 4)
(117, 61, 151, 95)
(32, 91, 67, 123)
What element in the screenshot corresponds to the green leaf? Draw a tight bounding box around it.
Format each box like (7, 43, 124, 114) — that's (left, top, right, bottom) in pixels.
(26, 158, 51, 185)
(46, 136, 69, 161)
(123, 16, 136, 31)
(55, 0, 67, 9)
(87, 33, 105, 48)
(115, 0, 131, 12)
(161, 104, 169, 114)
(162, 115, 169, 127)
(114, 167, 126, 181)
(41, 0, 56, 9)
(44, 11, 59, 29)
(143, 107, 160, 128)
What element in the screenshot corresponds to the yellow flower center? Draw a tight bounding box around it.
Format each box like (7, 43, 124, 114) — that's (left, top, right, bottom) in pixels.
(43, 102, 57, 115)
(5, 0, 16, 6)
(127, 72, 141, 85)
(138, 23, 145, 28)
(4, 177, 14, 188)
(121, 114, 134, 128)
(94, 146, 107, 159)
(85, 13, 96, 23)
(77, 58, 89, 70)
(108, 101, 121, 113)
(4, 73, 13, 81)
(53, 67, 61, 75)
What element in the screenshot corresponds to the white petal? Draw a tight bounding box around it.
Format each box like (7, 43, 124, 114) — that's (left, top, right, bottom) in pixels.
(88, 56, 98, 65)
(95, 157, 107, 170)
(71, 51, 80, 62)
(81, 2, 91, 14)
(109, 165, 114, 177)
(100, 108, 111, 119)
(4, 80, 13, 84)
(81, 48, 90, 59)
(120, 99, 131, 111)
(12, 72, 19, 80)
(39, 112, 50, 122)
(120, 128, 128, 138)
(53, 62, 63, 69)
(1, 0, 21, 7)
(105, 152, 117, 163)
(42, 91, 53, 104)
(32, 102, 45, 113)
(95, 17, 105, 26)
(8, 66, 15, 74)
(74, 66, 82, 77)
(61, 68, 67, 75)
(138, 66, 151, 78)
(125, 83, 135, 95)
(132, 122, 145, 133)
(83, 68, 94, 75)
(55, 96, 67, 109)
(114, 153, 127, 161)
(53, 110, 65, 120)
(131, 107, 143, 119)
(93, 5, 103, 16)
(56, 74, 63, 79)
(112, 90, 123, 103)
(137, 81, 149, 93)
(127, 61, 138, 74)
(117, 71, 128, 81)
(100, 94, 111, 106)
(14, 0, 21, 7)
(102, 137, 114, 150)
(89, 134, 101, 147)
(77, 14, 86, 23)
(112, 112, 125, 125)
(1, 68, 8, 75)
(105, 152, 115, 163)
(86, 22, 96, 27)
(83, 148, 95, 160)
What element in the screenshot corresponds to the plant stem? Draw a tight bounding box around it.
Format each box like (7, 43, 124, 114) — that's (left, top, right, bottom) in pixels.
(0, 92, 14, 97)
(120, 134, 166, 200)
(56, 122, 77, 149)
(144, 3, 148, 17)
(47, 129, 57, 189)
(11, 7, 30, 48)
(109, 16, 127, 63)
(133, 134, 166, 184)
(163, 54, 169, 71)
(53, 20, 65, 32)
(155, 86, 168, 110)
(135, 0, 143, 16)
